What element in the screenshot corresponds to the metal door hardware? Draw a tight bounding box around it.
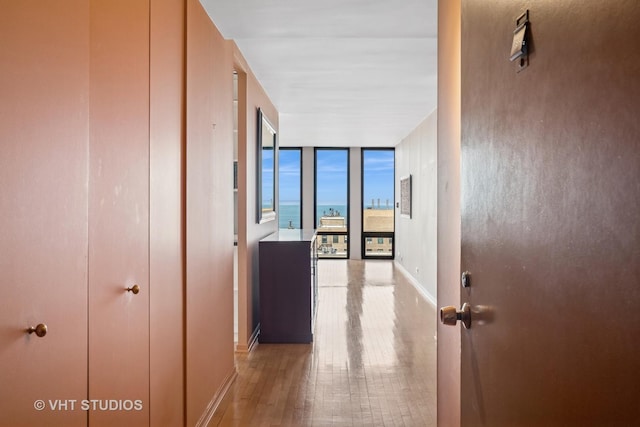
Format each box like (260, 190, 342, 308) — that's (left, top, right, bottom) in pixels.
(510, 10, 529, 72)
(440, 303, 472, 329)
(461, 271, 471, 288)
(27, 323, 48, 337)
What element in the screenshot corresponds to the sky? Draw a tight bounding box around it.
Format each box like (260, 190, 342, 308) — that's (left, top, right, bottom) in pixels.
(278, 149, 394, 207)
(315, 150, 348, 206)
(261, 148, 274, 207)
(278, 149, 301, 204)
(362, 150, 394, 208)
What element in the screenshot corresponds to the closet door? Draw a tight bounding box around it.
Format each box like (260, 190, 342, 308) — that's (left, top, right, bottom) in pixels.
(0, 2, 90, 426)
(88, 0, 150, 425)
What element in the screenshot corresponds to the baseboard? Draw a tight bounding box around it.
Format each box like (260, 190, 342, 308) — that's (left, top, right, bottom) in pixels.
(195, 367, 238, 427)
(235, 323, 260, 353)
(393, 260, 437, 308)
(247, 324, 260, 351)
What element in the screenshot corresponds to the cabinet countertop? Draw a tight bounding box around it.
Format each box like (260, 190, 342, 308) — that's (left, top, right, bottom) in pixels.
(261, 229, 316, 243)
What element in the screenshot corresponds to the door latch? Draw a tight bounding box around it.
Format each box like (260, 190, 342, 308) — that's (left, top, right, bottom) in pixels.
(509, 10, 529, 72)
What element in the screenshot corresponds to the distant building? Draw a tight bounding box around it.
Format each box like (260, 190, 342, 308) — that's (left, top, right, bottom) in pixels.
(317, 215, 347, 256)
(362, 209, 394, 232)
(315, 208, 394, 257)
(318, 216, 347, 232)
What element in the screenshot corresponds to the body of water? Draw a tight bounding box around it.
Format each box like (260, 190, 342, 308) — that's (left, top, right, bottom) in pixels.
(279, 203, 393, 229)
(278, 203, 348, 229)
(279, 203, 302, 229)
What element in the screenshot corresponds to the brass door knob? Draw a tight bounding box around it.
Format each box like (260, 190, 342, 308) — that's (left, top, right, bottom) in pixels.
(440, 303, 471, 329)
(126, 284, 140, 294)
(27, 323, 48, 337)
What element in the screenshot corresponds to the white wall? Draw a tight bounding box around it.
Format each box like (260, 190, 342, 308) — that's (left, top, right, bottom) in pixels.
(394, 110, 438, 304)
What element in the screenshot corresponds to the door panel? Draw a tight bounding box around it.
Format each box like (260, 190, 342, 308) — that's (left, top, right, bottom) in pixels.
(88, 0, 150, 425)
(0, 2, 89, 426)
(460, 2, 640, 426)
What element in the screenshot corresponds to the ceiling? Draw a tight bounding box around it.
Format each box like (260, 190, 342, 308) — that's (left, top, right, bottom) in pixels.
(200, 0, 438, 147)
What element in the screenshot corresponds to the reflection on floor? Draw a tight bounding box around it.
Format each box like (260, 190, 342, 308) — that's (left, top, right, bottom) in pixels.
(210, 259, 437, 426)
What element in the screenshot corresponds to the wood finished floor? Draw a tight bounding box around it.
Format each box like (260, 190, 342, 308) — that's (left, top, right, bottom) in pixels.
(210, 260, 437, 426)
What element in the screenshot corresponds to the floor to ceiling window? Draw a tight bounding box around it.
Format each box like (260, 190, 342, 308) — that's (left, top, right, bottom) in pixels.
(315, 148, 349, 258)
(278, 148, 302, 229)
(362, 148, 394, 259)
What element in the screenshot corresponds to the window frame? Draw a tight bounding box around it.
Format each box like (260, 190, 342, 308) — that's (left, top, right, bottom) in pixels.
(314, 147, 350, 259)
(361, 148, 395, 260)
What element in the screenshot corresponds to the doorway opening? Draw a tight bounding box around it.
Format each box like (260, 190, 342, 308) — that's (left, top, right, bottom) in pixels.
(233, 71, 239, 344)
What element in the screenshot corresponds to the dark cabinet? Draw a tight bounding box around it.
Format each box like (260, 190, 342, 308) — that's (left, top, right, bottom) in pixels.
(258, 229, 318, 343)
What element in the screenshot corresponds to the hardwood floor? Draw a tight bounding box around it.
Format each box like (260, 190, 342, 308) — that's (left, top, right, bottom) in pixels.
(210, 260, 437, 426)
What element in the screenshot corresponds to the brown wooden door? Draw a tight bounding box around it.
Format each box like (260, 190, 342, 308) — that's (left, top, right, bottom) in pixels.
(0, 2, 90, 426)
(458, 2, 640, 426)
(87, 0, 150, 425)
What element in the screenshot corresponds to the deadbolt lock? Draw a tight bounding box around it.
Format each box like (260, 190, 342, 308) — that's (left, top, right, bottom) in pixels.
(461, 271, 471, 288)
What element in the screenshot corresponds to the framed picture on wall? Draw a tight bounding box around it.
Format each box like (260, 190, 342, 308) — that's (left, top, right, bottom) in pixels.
(400, 175, 412, 218)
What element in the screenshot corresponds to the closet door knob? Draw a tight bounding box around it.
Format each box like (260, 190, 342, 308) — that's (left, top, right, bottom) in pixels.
(126, 284, 140, 294)
(27, 323, 48, 337)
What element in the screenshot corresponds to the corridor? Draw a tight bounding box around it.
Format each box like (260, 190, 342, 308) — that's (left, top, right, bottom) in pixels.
(211, 260, 437, 426)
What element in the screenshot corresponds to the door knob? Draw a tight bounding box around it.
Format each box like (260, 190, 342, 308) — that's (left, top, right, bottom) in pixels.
(27, 323, 48, 337)
(440, 303, 471, 329)
(126, 284, 140, 294)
